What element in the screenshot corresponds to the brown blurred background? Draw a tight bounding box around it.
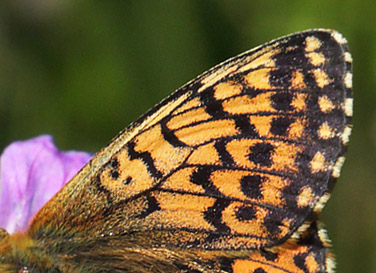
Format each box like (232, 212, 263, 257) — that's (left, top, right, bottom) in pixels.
(0, 1, 375, 272)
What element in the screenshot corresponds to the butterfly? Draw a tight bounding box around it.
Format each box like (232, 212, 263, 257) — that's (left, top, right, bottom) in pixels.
(0, 29, 352, 273)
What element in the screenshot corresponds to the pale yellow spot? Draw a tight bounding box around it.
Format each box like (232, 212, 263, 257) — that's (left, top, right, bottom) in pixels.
(292, 222, 311, 240)
(223, 93, 273, 114)
(332, 156, 346, 178)
(291, 93, 307, 111)
(344, 98, 353, 116)
(305, 36, 322, 52)
(316, 224, 331, 248)
(167, 107, 211, 130)
(213, 81, 242, 100)
(344, 52, 352, 63)
(305, 253, 319, 273)
(288, 118, 306, 138)
(312, 69, 330, 88)
(297, 186, 316, 207)
(249, 115, 273, 137)
(290, 71, 307, 89)
(318, 122, 335, 140)
(307, 52, 326, 66)
(244, 68, 273, 89)
(175, 119, 239, 146)
(271, 142, 302, 172)
(310, 152, 329, 173)
(341, 125, 352, 145)
(173, 97, 201, 115)
(318, 95, 335, 113)
(187, 142, 220, 165)
(345, 72, 353, 88)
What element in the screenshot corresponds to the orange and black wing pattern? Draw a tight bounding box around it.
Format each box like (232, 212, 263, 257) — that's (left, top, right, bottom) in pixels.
(1, 29, 352, 273)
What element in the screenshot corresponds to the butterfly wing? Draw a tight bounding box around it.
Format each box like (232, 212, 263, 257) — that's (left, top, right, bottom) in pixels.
(28, 29, 352, 272)
(168, 221, 333, 273)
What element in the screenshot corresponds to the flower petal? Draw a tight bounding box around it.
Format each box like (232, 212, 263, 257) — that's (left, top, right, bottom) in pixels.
(0, 135, 91, 233)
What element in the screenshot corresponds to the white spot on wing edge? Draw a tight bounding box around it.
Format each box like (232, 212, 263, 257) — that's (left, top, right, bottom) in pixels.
(313, 193, 331, 213)
(332, 31, 348, 44)
(327, 257, 336, 273)
(315, 222, 336, 273)
(290, 222, 311, 240)
(332, 156, 346, 178)
(344, 52, 353, 63)
(345, 72, 353, 89)
(317, 222, 332, 247)
(344, 98, 353, 117)
(341, 125, 352, 145)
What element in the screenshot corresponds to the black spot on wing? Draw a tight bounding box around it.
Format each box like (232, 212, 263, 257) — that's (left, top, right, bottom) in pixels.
(248, 143, 274, 167)
(269, 67, 294, 88)
(240, 175, 264, 199)
(235, 205, 257, 221)
(271, 92, 293, 111)
(218, 257, 235, 273)
(111, 170, 120, 180)
(262, 210, 283, 235)
(270, 116, 293, 136)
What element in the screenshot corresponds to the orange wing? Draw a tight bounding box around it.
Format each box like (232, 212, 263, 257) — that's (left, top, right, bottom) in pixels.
(20, 29, 352, 273)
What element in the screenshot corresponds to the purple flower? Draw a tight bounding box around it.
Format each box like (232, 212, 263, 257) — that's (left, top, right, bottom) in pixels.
(0, 135, 91, 233)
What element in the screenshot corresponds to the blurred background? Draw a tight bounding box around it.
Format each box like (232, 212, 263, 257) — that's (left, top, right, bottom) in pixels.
(0, 1, 375, 272)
